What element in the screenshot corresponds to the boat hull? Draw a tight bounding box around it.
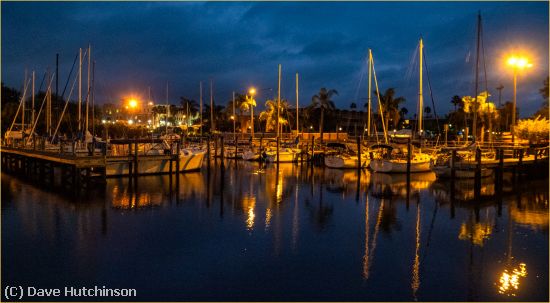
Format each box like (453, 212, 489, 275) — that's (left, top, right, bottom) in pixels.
(369, 159, 431, 173)
(265, 149, 300, 163)
(106, 150, 205, 176)
(324, 155, 370, 169)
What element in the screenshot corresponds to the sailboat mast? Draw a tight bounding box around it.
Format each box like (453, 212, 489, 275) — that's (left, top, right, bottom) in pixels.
(277, 64, 281, 138)
(473, 12, 481, 141)
(78, 48, 82, 133)
(92, 60, 96, 136)
(199, 81, 203, 137)
(32, 71, 35, 130)
(165, 82, 168, 132)
(210, 79, 214, 132)
(55, 53, 59, 128)
(22, 70, 26, 132)
(418, 39, 423, 137)
(232, 91, 236, 143)
(86, 44, 91, 133)
(47, 72, 51, 136)
(367, 49, 372, 138)
(296, 73, 299, 134)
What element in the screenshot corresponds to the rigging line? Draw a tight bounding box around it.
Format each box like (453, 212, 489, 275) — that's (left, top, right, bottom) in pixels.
(6, 78, 31, 137)
(422, 49, 441, 134)
(353, 52, 368, 104)
(51, 70, 79, 142)
(60, 51, 79, 101)
(37, 71, 47, 94)
(480, 20, 489, 93)
(371, 56, 388, 144)
(405, 44, 419, 83)
(26, 74, 55, 144)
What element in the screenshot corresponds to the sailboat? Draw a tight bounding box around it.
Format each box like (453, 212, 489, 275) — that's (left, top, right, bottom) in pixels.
(325, 50, 378, 169)
(263, 65, 303, 163)
(324, 142, 370, 168)
(430, 13, 499, 178)
(369, 39, 433, 173)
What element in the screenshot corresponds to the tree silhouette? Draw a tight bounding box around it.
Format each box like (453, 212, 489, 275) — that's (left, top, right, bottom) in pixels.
(377, 88, 405, 129)
(310, 88, 338, 142)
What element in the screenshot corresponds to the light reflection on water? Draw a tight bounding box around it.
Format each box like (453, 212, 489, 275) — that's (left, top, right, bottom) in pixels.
(1, 160, 548, 301)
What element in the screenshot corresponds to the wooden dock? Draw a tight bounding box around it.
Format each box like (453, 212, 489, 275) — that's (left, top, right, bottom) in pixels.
(1, 141, 182, 189)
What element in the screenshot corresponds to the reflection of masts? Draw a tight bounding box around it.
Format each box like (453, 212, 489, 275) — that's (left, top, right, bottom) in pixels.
(363, 198, 384, 279)
(362, 194, 371, 278)
(412, 202, 421, 300)
(292, 183, 299, 250)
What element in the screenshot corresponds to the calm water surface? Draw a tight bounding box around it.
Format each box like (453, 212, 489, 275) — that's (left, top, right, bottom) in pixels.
(2, 161, 548, 301)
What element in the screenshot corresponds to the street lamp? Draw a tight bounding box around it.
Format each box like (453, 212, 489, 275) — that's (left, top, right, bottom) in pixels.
(248, 87, 257, 139)
(129, 99, 138, 109)
(507, 55, 533, 142)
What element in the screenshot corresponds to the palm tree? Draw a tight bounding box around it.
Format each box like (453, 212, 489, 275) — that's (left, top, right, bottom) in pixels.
(399, 107, 408, 118)
(259, 99, 290, 133)
(377, 88, 405, 130)
(180, 97, 199, 125)
(310, 88, 338, 142)
(451, 95, 462, 112)
(424, 106, 431, 117)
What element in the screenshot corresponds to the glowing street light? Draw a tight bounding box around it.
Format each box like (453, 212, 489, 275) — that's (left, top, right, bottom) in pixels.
(128, 99, 138, 109)
(247, 87, 257, 138)
(507, 55, 533, 142)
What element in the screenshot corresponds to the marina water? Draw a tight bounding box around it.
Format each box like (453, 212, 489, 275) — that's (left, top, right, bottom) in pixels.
(2, 160, 548, 301)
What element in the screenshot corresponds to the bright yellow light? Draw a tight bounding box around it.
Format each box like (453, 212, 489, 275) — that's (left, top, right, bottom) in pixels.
(230, 115, 235, 120)
(128, 119, 134, 125)
(507, 56, 533, 69)
(498, 263, 528, 296)
(148, 101, 153, 106)
(248, 87, 256, 96)
(129, 99, 138, 108)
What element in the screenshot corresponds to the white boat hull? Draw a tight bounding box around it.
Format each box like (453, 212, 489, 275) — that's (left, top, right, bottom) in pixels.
(369, 159, 431, 173)
(242, 150, 260, 161)
(324, 155, 370, 169)
(106, 150, 205, 176)
(265, 149, 301, 163)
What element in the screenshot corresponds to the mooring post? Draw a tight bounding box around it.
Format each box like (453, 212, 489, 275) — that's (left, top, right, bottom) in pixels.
(276, 136, 280, 165)
(134, 140, 138, 177)
(310, 136, 314, 162)
(406, 138, 411, 175)
(220, 135, 225, 161)
(475, 147, 481, 173)
(474, 147, 482, 200)
(214, 135, 218, 158)
(518, 148, 524, 165)
(206, 135, 211, 171)
(176, 140, 180, 173)
(259, 136, 264, 164)
(451, 149, 456, 179)
(356, 136, 362, 169)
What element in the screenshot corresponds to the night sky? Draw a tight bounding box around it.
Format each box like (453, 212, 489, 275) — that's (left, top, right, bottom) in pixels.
(2, 1, 548, 117)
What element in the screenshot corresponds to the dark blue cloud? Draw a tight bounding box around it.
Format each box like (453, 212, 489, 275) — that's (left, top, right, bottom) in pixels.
(2, 1, 548, 116)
